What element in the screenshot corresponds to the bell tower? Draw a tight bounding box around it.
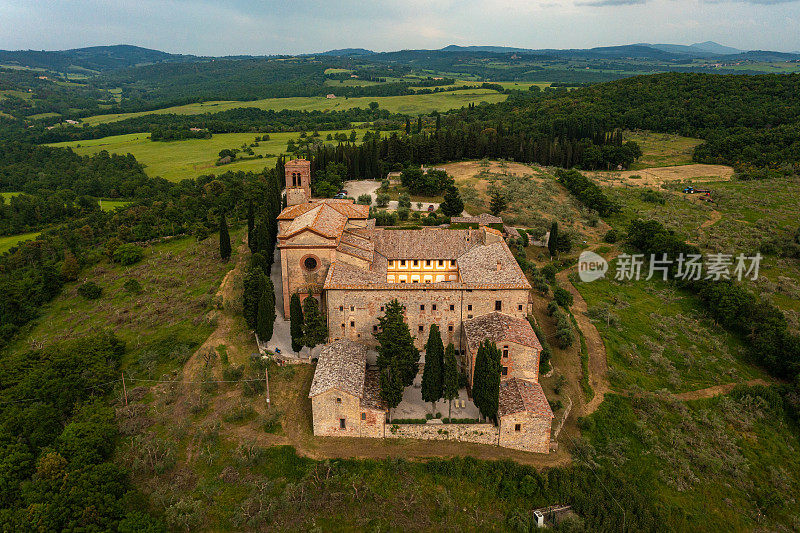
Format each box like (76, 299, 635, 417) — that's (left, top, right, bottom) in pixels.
(285, 158, 311, 206)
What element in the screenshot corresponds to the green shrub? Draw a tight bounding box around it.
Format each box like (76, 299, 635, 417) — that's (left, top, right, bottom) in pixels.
(113, 243, 145, 265)
(77, 281, 102, 300)
(222, 365, 244, 382)
(553, 286, 574, 308)
(375, 193, 390, 208)
(123, 278, 142, 294)
(603, 229, 619, 243)
(357, 193, 372, 206)
(541, 264, 557, 284)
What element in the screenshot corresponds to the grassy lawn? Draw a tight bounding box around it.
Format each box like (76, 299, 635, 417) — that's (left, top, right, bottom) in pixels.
(5, 229, 242, 378)
(99, 199, 133, 211)
(79, 89, 507, 126)
(49, 130, 362, 181)
(0, 191, 22, 200)
(0, 231, 41, 254)
(625, 130, 705, 169)
(575, 267, 766, 393)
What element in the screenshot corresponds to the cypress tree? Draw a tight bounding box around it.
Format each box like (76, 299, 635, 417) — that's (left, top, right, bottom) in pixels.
(255, 274, 276, 342)
(219, 211, 231, 261)
(473, 340, 501, 421)
(405, 118, 411, 135)
(421, 324, 444, 412)
(302, 296, 327, 348)
(442, 343, 459, 419)
(548, 221, 559, 258)
(416, 116, 422, 134)
(440, 186, 464, 217)
(242, 261, 262, 328)
(247, 200, 255, 251)
(289, 293, 304, 353)
(488, 182, 506, 217)
(375, 299, 420, 389)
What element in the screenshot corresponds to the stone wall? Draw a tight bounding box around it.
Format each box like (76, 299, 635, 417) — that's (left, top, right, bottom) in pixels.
(466, 340, 540, 387)
(499, 412, 552, 453)
(311, 390, 385, 438)
(385, 422, 499, 446)
(279, 238, 336, 315)
(326, 287, 529, 355)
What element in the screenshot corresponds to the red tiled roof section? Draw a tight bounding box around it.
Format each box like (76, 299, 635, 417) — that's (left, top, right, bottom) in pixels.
(498, 378, 553, 418)
(457, 242, 530, 288)
(463, 312, 542, 352)
(372, 228, 482, 260)
(308, 340, 367, 398)
(280, 204, 348, 239)
(451, 213, 503, 225)
(277, 199, 368, 220)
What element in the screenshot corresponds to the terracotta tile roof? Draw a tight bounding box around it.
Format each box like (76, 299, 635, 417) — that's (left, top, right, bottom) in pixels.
(280, 204, 348, 239)
(504, 225, 521, 239)
(451, 213, 503, 225)
(336, 241, 374, 262)
(308, 340, 367, 398)
(464, 312, 542, 352)
(372, 228, 483, 260)
(277, 199, 369, 221)
(360, 368, 385, 410)
(456, 242, 530, 287)
(498, 378, 553, 418)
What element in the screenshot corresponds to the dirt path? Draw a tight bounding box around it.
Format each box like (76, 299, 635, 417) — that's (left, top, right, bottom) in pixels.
(556, 267, 610, 416)
(674, 378, 771, 401)
(181, 236, 249, 381)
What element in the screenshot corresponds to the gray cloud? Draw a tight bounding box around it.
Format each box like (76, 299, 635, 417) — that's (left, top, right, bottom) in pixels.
(576, 0, 645, 5)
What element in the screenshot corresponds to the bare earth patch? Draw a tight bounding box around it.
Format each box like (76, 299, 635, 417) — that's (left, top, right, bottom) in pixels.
(587, 164, 734, 188)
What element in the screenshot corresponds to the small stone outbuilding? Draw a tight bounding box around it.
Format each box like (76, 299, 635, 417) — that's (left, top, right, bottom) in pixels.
(498, 378, 553, 453)
(463, 312, 542, 387)
(308, 340, 385, 438)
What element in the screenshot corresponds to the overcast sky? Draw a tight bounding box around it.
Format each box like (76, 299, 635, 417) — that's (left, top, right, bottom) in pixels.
(1, 0, 798, 55)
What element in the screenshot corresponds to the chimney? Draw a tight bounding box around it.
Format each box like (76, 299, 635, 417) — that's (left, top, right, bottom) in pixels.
(496, 260, 502, 271)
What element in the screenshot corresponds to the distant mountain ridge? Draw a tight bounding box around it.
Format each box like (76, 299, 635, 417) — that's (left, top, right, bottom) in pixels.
(0, 44, 194, 73)
(1, 42, 798, 75)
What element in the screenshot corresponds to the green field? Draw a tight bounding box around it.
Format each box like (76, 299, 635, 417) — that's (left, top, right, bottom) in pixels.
(49, 130, 364, 181)
(5, 230, 239, 376)
(625, 130, 705, 169)
(99, 199, 132, 211)
(1, 192, 22, 200)
(576, 268, 766, 392)
(79, 89, 507, 126)
(0, 231, 41, 254)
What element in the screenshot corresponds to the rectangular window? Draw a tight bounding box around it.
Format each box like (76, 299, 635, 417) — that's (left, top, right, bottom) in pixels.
(350, 321, 355, 327)
(495, 301, 502, 311)
(518, 304, 523, 311)
(467, 314, 473, 319)
(381, 306, 384, 312)
(450, 304, 455, 311)
(419, 325, 424, 333)
(373, 325, 378, 332)
(448, 325, 454, 332)
(336, 397, 342, 404)
(420, 304, 425, 311)
(339, 418, 346, 429)
(431, 304, 437, 311)
(339, 305, 344, 311)
(400, 279, 406, 283)
(438, 260, 444, 267)
(515, 423, 521, 432)
(413, 260, 419, 267)
(503, 346, 509, 358)
(502, 367, 508, 376)
(361, 412, 366, 420)
(426, 260, 431, 267)
(467, 304, 472, 311)
(401, 260, 406, 266)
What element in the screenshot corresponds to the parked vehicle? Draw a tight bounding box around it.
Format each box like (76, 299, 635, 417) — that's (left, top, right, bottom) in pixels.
(427, 205, 435, 212)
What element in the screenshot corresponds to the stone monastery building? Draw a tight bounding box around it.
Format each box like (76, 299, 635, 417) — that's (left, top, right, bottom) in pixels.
(277, 159, 553, 453)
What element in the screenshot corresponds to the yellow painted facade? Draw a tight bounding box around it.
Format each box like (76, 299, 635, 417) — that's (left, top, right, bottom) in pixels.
(386, 259, 460, 283)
